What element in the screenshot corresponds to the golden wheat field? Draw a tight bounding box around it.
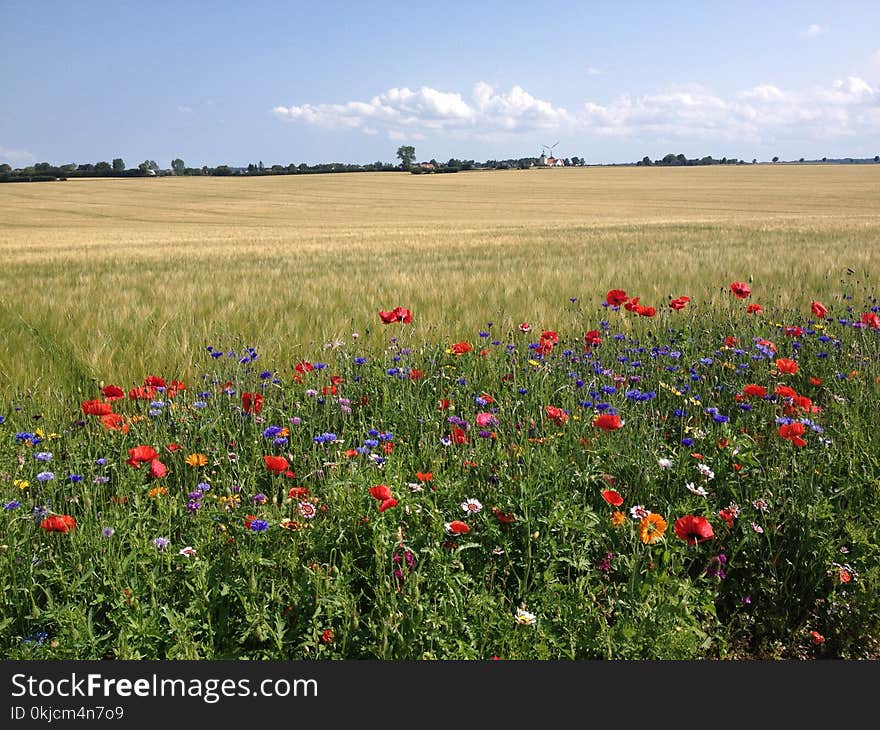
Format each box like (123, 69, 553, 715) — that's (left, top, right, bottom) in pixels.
(1, 164, 879, 395)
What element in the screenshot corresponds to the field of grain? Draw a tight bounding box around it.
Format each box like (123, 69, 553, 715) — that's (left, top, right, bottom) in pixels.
(1, 165, 878, 394)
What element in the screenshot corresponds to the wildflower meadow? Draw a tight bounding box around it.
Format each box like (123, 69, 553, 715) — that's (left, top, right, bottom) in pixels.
(2, 279, 879, 660)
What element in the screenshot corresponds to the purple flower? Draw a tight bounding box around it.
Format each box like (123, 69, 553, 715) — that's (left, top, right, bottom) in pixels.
(153, 537, 170, 552)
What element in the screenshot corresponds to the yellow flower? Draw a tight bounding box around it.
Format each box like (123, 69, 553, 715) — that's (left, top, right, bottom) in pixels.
(638, 513, 668, 544)
(14, 479, 30, 490)
(185, 453, 208, 467)
(611, 510, 626, 527)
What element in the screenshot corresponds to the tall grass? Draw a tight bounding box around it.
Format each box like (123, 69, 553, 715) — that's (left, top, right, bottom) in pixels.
(1, 166, 878, 396)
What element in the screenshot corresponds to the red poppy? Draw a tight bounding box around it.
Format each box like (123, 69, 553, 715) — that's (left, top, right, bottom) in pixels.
(166, 442, 182, 452)
(288, 486, 309, 499)
(601, 489, 624, 507)
(775, 358, 799, 374)
(149, 459, 168, 479)
(438, 398, 451, 410)
(446, 520, 470, 534)
(742, 384, 767, 398)
(415, 472, 433, 482)
(634, 304, 656, 317)
(623, 296, 640, 312)
(730, 281, 751, 299)
(540, 330, 559, 344)
(101, 384, 125, 401)
(40, 514, 77, 533)
(128, 386, 156, 400)
(294, 361, 314, 374)
(243, 514, 257, 529)
(775, 385, 797, 399)
(378, 498, 398, 513)
(809, 630, 825, 645)
(242, 392, 263, 415)
(409, 369, 424, 380)
(723, 335, 739, 348)
(492, 507, 516, 524)
(810, 301, 828, 318)
(718, 508, 736, 528)
(369, 484, 393, 501)
(809, 376, 822, 386)
(584, 330, 602, 348)
(784, 326, 804, 337)
(606, 289, 628, 306)
(536, 339, 555, 356)
(746, 303, 763, 314)
(81, 399, 113, 416)
(450, 341, 473, 355)
(778, 422, 807, 447)
(545, 405, 569, 426)
(756, 338, 776, 353)
(100, 413, 128, 433)
(673, 515, 715, 544)
(167, 380, 186, 397)
(669, 296, 690, 311)
(518, 322, 531, 333)
(862, 312, 880, 329)
(378, 306, 412, 324)
(452, 425, 470, 444)
(593, 413, 622, 431)
(126, 445, 158, 467)
(142, 375, 165, 388)
(264, 455, 290, 473)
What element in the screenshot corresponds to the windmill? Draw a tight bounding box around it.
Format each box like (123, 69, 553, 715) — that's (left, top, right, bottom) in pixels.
(539, 141, 559, 165)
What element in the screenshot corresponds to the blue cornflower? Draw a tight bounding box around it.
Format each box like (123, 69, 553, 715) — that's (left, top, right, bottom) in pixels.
(3, 501, 20, 510)
(263, 425, 283, 438)
(67, 474, 83, 483)
(681, 437, 695, 446)
(249, 519, 270, 532)
(36, 472, 55, 482)
(193, 401, 208, 409)
(34, 452, 53, 462)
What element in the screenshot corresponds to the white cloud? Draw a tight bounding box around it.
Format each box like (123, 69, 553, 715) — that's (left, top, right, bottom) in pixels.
(274, 83, 572, 138)
(274, 77, 879, 146)
(802, 23, 824, 38)
(177, 105, 193, 113)
(586, 66, 602, 76)
(0, 145, 35, 167)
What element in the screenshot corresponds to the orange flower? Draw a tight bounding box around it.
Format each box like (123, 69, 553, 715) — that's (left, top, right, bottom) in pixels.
(185, 453, 208, 467)
(638, 513, 667, 544)
(611, 510, 626, 527)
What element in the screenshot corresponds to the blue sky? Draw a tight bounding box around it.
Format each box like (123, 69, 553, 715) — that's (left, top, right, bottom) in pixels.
(2, 1, 879, 168)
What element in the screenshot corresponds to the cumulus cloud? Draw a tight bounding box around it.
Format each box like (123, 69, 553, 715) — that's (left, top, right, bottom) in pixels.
(274, 77, 879, 145)
(274, 83, 572, 137)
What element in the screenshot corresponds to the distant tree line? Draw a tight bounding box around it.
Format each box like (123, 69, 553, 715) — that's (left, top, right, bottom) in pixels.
(636, 153, 746, 166)
(0, 158, 163, 183)
(4, 150, 877, 183)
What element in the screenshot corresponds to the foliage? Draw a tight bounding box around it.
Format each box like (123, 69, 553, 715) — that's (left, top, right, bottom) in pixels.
(1, 283, 878, 659)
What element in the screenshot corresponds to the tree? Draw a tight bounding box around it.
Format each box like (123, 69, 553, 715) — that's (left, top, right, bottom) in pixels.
(95, 161, 112, 173)
(396, 145, 416, 169)
(171, 158, 186, 175)
(874, 156, 879, 163)
(772, 156, 779, 163)
(0, 163, 11, 173)
(570, 156, 581, 166)
(112, 158, 125, 172)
